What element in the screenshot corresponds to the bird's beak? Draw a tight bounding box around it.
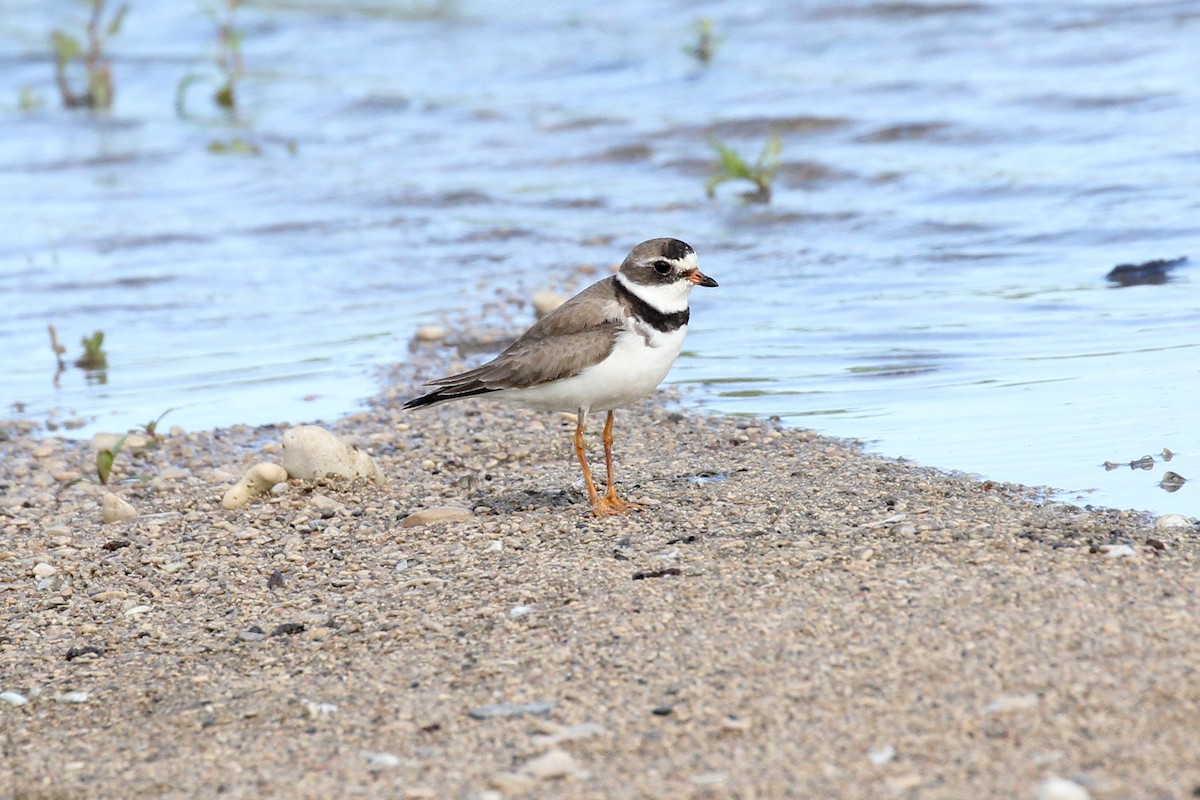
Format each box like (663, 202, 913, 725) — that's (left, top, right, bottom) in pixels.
(687, 269, 718, 288)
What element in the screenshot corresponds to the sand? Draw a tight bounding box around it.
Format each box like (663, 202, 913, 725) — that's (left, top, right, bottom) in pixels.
(2, 347, 1199, 800)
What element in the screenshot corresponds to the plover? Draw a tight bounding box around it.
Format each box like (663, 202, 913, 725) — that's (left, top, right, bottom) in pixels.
(404, 238, 718, 515)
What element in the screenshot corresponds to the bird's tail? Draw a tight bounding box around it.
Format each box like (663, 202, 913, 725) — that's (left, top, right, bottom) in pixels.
(402, 383, 496, 410)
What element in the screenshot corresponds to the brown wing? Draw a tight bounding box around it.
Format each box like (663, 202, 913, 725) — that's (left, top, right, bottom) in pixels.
(405, 278, 625, 407)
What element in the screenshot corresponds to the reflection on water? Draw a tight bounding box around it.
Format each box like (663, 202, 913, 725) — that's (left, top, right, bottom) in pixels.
(1, 0, 1197, 516)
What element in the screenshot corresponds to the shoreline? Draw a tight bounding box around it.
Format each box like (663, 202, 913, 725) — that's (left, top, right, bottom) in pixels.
(2, 343, 1198, 799)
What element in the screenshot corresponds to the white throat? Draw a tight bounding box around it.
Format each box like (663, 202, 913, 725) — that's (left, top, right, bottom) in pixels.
(615, 271, 692, 314)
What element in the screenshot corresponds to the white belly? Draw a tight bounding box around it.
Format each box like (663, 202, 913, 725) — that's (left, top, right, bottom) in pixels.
(498, 325, 687, 413)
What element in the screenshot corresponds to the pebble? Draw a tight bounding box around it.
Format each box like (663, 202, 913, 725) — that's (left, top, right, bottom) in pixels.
(1035, 777, 1091, 800)
(310, 493, 347, 515)
(1155, 514, 1192, 530)
(32, 563, 57, 578)
(281, 425, 383, 484)
(414, 324, 446, 342)
(123, 605, 152, 617)
(490, 773, 537, 793)
(531, 290, 567, 318)
(362, 751, 401, 770)
(868, 744, 896, 765)
(304, 699, 338, 718)
(221, 463, 289, 510)
(54, 690, 90, 704)
(982, 693, 1039, 714)
(719, 715, 752, 731)
(102, 493, 138, 524)
(468, 700, 553, 720)
(518, 748, 579, 780)
(0, 691, 29, 706)
(401, 506, 474, 528)
(1099, 543, 1136, 558)
(32, 442, 56, 459)
(91, 432, 150, 453)
(530, 722, 605, 748)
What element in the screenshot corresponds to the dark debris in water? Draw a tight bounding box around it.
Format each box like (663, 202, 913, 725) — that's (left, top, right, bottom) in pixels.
(1106, 256, 1187, 287)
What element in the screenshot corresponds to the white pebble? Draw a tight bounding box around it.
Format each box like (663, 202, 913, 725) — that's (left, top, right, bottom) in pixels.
(1036, 777, 1091, 800)
(531, 722, 605, 748)
(509, 605, 531, 618)
(304, 699, 338, 718)
(91, 432, 149, 453)
(518, 748, 578, 780)
(868, 744, 896, 765)
(102, 493, 138, 523)
(1155, 514, 1192, 530)
(55, 690, 90, 704)
(414, 324, 446, 342)
(689, 773, 728, 786)
(32, 563, 57, 578)
(221, 463, 289, 510)
(531, 290, 567, 318)
(123, 605, 152, 617)
(1100, 544, 1136, 558)
(0, 691, 29, 706)
(983, 693, 1039, 714)
(281, 425, 383, 484)
(362, 751, 401, 770)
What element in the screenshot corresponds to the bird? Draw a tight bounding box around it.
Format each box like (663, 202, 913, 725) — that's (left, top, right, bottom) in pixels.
(403, 238, 718, 516)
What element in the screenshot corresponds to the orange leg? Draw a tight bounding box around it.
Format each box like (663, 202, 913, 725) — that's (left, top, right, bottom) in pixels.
(573, 411, 616, 516)
(602, 410, 640, 513)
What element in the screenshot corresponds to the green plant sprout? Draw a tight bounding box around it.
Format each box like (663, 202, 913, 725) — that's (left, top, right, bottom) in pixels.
(62, 433, 128, 489)
(142, 407, 179, 443)
(683, 18, 721, 65)
(705, 135, 782, 203)
(176, 0, 244, 116)
(74, 331, 108, 370)
(51, 0, 129, 109)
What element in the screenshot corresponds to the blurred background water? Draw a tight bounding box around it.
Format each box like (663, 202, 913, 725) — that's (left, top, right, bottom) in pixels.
(1, 0, 1197, 515)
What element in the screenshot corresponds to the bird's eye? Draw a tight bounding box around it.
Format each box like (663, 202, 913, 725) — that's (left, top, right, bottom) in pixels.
(653, 260, 671, 275)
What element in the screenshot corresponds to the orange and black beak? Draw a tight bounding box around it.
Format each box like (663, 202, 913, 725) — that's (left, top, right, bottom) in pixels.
(687, 269, 719, 288)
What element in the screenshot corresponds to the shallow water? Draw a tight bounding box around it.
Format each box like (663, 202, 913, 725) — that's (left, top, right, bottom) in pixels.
(2, 0, 1197, 515)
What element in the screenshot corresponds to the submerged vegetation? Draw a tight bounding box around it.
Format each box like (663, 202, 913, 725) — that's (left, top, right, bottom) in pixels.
(75, 330, 108, 371)
(683, 18, 721, 66)
(705, 135, 782, 203)
(177, 0, 245, 115)
(50, 0, 128, 109)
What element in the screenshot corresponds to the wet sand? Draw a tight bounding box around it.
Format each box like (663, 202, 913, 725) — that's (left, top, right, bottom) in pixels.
(2, 349, 1198, 799)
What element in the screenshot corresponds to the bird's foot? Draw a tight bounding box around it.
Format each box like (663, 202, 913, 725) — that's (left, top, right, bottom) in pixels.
(595, 492, 641, 515)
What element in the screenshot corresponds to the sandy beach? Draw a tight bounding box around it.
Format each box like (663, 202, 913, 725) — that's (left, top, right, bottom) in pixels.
(2, 340, 1198, 800)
